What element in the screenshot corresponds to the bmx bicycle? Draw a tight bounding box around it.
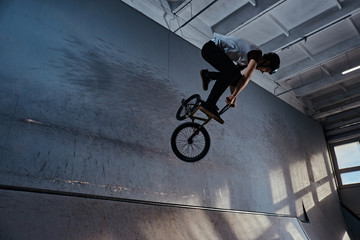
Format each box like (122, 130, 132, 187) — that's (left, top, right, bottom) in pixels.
(171, 94, 231, 162)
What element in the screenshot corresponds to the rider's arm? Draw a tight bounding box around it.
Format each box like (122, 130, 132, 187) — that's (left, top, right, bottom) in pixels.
(231, 59, 257, 97)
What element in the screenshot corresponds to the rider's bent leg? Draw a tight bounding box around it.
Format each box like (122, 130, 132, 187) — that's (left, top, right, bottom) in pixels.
(201, 40, 239, 106)
(199, 40, 240, 124)
(206, 66, 238, 106)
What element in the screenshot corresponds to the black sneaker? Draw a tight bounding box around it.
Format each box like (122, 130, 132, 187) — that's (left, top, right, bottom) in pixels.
(200, 69, 210, 91)
(199, 103, 224, 124)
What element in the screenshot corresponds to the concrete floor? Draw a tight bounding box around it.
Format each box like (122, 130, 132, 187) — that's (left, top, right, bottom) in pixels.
(0, 0, 353, 239)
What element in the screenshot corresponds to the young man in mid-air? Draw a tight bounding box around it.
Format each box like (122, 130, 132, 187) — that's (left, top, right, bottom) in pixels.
(199, 33, 280, 124)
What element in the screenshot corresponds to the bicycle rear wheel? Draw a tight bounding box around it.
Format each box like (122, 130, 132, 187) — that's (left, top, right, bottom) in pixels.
(171, 122, 210, 162)
(176, 94, 201, 120)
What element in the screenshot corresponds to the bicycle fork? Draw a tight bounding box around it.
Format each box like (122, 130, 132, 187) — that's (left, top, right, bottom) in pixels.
(188, 107, 211, 144)
(187, 117, 211, 144)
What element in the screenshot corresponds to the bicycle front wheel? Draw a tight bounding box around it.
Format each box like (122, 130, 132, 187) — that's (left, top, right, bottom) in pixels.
(171, 122, 210, 162)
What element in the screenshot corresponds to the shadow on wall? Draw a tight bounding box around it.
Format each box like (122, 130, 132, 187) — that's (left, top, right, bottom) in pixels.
(48, 34, 185, 151)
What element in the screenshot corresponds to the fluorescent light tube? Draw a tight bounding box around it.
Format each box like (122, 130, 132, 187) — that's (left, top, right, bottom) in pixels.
(342, 65, 360, 75)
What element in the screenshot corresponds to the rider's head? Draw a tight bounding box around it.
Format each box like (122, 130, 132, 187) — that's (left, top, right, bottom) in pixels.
(258, 52, 280, 74)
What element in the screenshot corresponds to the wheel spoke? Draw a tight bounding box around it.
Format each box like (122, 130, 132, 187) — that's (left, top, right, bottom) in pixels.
(175, 125, 206, 158)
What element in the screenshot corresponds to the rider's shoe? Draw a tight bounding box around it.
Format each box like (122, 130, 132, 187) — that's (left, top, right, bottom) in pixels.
(199, 102, 224, 124)
(200, 69, 210, 91)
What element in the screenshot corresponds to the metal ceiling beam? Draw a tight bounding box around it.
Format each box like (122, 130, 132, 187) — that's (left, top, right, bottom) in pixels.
(312, 85, 360, 110)
(317, 95, 360, 116)
(332, 0, 342, 10)
(326, 123, 360, 139)
(338, 83, 349, 92)
(268, 13, 289, 37)
(302, 97, 315, 113)
(298, 43, 313, 60)
(325, 116, 360, 131)
(324, 105, 360, 124)
(259, 1, 360, 52)
(327, 128, 360, 143)
(211, 0, 281, 35)
(275, 35, 360, 82)
(350, 17, 360, 33)
(293, 70, 360, 98)
(321, 65, 332, 76)
(249, 0, 256, 7)
(313, 100, 360, 119)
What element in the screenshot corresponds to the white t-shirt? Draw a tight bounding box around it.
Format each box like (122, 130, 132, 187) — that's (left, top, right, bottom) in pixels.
(212, 33, 261, 66)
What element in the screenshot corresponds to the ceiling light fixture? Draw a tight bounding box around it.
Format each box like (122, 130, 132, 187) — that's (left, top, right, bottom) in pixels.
(342, 65, 360, 75)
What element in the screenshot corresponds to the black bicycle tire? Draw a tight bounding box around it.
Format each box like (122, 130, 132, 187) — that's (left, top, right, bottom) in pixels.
(176, 94, 201, 121)
(171, 122, 210, 162)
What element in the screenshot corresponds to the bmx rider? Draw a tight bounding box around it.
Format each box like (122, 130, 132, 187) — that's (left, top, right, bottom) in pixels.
(199, 33, 280, 124)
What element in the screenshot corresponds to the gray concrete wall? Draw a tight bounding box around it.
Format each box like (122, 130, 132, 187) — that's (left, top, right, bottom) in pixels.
(0, 0, 353, 239)
(340, 187, 360, 218)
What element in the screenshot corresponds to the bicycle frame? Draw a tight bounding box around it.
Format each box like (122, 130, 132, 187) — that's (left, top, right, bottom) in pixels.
(187, 104, 231, 142)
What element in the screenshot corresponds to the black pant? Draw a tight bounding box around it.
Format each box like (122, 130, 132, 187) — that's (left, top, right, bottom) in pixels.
(201, 41, 241, 106)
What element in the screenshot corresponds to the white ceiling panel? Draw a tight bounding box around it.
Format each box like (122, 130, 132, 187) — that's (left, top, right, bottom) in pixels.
(304, 20, 358, 55)
(231, 16, 284, 46)
(271, 0, 338, 30)
(277, 47, 308, 69)
(197, 0, 248, 27)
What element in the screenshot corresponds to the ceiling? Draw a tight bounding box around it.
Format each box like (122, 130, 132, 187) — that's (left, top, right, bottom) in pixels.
(122, 0, 360, 142)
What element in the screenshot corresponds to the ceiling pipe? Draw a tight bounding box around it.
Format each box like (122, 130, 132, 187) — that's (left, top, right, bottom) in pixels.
(174, 0, 218, 33)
